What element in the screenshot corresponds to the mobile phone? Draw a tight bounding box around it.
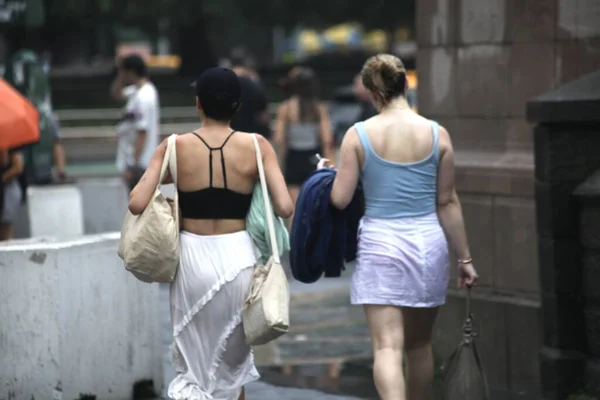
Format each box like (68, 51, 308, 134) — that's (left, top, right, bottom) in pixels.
(311, 153, 322, 165)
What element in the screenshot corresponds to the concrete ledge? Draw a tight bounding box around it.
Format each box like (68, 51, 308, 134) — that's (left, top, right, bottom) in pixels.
(27, 185, 84, 238)
(455, 150, 534, 197)
(14, 180, 176, 239)
(78, 178, 128, 234)
(0, 234, 162, 399)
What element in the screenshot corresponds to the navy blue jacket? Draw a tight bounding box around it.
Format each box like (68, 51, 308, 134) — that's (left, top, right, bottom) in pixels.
(290, 169, 364, 283)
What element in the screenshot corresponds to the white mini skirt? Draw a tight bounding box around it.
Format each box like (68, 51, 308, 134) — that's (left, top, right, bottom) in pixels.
(351, 213, 450, 308)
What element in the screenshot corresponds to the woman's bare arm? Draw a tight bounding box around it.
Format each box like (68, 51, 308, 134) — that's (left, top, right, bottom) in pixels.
(318, 104, 335, 161)
(329, 127, 361, 210)
(2, 152, 24, 183)
(128, 137, 173, 214)
(110, 71, 126, 102)
(436, 127, 470, 260)
(258, 134, 293, 218)
(273, 102, 287, 163)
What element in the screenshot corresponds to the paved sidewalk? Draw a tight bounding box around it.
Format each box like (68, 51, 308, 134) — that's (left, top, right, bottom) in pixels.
(245, 381, 363, 400)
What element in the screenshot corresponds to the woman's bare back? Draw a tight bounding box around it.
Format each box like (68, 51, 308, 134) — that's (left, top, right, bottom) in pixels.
(360, 111, 436, 166)
(176, 129, 291, 235)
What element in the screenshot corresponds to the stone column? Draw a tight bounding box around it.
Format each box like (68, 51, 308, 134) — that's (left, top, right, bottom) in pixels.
(528, 70, 600, 399)
(576, 171, 600, 397)
(417, 0, 600, 396)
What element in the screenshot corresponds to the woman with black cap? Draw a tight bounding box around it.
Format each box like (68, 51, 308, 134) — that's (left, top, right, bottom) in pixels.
(128, 67, 293, 400)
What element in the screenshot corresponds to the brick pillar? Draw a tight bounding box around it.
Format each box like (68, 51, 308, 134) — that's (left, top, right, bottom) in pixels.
(528, 70, 600, 399)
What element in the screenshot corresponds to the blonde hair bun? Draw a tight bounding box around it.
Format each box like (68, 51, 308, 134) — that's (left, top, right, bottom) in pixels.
(361, 54, 407, 106)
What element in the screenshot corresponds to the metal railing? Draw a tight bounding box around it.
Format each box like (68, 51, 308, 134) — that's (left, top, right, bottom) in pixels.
(56, 104, 280, 130)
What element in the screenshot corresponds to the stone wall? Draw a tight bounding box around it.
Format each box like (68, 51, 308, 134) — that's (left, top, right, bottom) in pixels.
(529, 70, 600, 399)
(577, 171, 600, 398)
(417, 0, 600, 397)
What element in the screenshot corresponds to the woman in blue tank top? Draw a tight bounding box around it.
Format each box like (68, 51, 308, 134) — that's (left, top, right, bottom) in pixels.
(318, 54, 479, 400)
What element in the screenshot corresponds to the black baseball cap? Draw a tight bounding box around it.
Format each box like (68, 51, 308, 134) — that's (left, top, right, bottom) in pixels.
(190, 67, 241, 118)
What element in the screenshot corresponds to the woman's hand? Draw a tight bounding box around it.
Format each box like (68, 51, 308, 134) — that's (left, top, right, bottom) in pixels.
(316, 158, 334, 170)
(458, 262, 479, 289)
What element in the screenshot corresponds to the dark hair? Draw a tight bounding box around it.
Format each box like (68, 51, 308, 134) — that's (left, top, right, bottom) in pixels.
(229, 46, 254, 69)
(361, 54, 407, 106)
(291, 67, 320, 122)
(193, 67, 241, 121)
(120, 54, 148, 78)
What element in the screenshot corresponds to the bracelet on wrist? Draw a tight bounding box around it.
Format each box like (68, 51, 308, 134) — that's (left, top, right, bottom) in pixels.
(458, 257, 473, 265)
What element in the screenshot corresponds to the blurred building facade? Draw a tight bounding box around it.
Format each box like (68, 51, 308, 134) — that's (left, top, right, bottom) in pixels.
(417, 0, 600, 397)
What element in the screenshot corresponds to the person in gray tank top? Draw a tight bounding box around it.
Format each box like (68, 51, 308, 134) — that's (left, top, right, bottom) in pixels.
(273, 67, 335, 227)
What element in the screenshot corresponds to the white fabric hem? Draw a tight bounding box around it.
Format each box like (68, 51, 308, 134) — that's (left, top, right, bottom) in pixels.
(350, 296, 446, 308)
(209, 310, 243, 381)
(168, 369, 259, 400)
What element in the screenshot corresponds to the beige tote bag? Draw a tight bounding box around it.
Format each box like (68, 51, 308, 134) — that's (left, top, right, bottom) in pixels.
(243, 134, 290, 346)
(118, 134, 180, 283)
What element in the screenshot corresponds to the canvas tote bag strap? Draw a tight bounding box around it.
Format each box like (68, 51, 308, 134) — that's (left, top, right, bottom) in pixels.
(158, 134, 180, 230)
(158, 134, 176, 187)
(252, 134, 281, 264)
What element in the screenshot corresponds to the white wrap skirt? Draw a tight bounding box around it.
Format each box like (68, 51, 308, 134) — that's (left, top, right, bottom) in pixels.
(351, 213, 450, 308)
(168, 231, 260, 400)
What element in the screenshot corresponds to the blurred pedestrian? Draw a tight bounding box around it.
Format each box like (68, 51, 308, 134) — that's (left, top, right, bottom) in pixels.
(353, 73, 378, 121)
(229, 51, 271, 140)
(128, 67, 292, 400)
(110, 54, 160, 192)
(229, 46, 260, 82)
(49, 113, 67, 182)
(278, 65, 303, 96)
(0, 148, 24, 240)
(274, 67, 334, 226)
(317, 54, 479, 400)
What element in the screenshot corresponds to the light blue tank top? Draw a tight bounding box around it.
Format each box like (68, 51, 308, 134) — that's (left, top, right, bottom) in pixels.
(355, 120, 440, 219)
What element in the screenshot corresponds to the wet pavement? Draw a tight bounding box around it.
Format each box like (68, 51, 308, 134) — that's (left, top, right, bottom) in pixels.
(157, 257, 378, 399)
(245, 381, 365, 400)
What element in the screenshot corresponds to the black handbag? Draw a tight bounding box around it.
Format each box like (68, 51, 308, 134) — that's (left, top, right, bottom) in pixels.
(441, 287, 490, 400)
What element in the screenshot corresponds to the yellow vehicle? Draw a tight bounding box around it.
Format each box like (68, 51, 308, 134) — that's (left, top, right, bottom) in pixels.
(406, 69, 418, 112)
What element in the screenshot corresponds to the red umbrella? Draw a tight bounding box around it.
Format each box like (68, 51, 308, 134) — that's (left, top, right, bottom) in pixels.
(0, 78, 40, 150)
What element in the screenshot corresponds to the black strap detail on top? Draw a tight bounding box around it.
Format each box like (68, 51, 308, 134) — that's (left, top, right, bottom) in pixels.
(191, 130, 236, 188)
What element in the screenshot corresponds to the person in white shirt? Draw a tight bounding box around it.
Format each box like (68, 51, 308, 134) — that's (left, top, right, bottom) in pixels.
(110, 54, 160, 191)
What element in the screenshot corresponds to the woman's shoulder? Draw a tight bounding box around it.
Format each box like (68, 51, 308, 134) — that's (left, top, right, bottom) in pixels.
(277, 98, 293, 113)
(229, 131, 269, 151)
(317, 101, 329, 114)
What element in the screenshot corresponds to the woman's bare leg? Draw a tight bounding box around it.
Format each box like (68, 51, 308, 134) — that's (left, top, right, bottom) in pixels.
(364, 304, 405, 400)
(402, 307, 439, 400)
(238, 387, 245, 400)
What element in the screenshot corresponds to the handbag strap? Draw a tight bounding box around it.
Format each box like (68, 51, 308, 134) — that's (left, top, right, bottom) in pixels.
(252, 134, 281, 264)
(158, 134, 180, 229)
